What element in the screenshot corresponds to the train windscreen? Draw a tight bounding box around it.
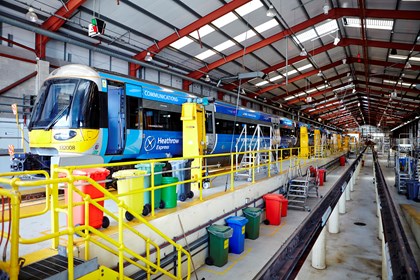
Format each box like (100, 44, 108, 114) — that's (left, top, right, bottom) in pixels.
(29, 79, 100, 130)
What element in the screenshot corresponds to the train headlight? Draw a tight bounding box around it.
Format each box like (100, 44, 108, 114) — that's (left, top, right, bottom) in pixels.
(54, 130, 77, 141)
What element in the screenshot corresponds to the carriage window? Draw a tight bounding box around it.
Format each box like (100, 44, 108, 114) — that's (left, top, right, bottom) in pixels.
(144, 109, 182, 131)
(127, 96, 141, 129)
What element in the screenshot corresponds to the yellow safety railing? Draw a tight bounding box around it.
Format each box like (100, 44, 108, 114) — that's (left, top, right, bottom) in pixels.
(0, 167, 191, 280)
(0, 144, 346, 279)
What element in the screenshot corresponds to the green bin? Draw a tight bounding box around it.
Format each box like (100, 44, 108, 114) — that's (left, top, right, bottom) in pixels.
(112, 169, 146, 221)
(243, 207, 262, 240)
(135, 163, 165, 211)
(161, 177, 179, 209)
(206, 225, 233, 267)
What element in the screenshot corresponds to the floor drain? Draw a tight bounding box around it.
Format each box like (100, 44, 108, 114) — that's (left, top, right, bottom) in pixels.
(354, 222, 367, 226)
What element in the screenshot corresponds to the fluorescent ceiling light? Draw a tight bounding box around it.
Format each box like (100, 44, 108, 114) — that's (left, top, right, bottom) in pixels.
(266, 5, 276, 17)
(306, 88, 317, 94)
(334, 36, 340, 45)
(284, 95, 295, 101)
(342, 18, 394, 30)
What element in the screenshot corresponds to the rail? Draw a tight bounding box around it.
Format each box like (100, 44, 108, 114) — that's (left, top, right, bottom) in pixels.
(253, 146, 366, 279)
(372, 150, 420, 279)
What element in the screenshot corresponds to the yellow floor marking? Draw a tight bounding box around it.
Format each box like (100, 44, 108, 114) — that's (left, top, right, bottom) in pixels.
(262, 220, 287, 237)
(202, 247, 253, 275)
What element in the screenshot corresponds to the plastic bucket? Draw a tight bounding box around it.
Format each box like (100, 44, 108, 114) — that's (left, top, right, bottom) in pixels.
(161, 177, 179, 209)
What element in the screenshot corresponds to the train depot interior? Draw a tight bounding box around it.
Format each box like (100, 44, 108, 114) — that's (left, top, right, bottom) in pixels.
(0, 0, 420, 279)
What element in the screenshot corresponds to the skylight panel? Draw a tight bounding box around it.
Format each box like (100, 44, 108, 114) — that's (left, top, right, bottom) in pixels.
(190, 25, 215, 39)
(343, 18, 394, 30)
(294, 28, 317, 44)
(195, 49, 216, 60)
(214, 40, 235, 51)
(255, 80, 269, 87)
(293, 20, 338, 44)
(285, 69, 298, 76)
(212, 12, 238, 28)
(315, 20, 338, 36)
(297, 64, 312, 72)
(384, 79, 412, 87)
(235, 0, 263, 16)
(234, 30, 257, 42)
(255, 19, 278, 33)
(284, 92, 305, 101)
(170, 37, 194, 49)
(269, 75, 282, 82)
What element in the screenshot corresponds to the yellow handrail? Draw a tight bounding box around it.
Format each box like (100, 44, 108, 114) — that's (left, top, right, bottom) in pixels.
(0, 145, 338, 279)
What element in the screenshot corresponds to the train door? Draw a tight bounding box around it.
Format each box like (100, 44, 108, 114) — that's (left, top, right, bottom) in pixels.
(205, 104, 216, 154)
(106, 83, 126, 155)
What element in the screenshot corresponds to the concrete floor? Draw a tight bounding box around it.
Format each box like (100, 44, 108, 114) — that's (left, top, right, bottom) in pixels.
(5, 150, 420, 279)
(197, 150, 420, 280)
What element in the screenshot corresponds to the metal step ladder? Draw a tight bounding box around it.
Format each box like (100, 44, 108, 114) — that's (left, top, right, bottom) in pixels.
(18, 254, 98, 280)
(235, 124, 278, 181)
(286, 166, 319, 211)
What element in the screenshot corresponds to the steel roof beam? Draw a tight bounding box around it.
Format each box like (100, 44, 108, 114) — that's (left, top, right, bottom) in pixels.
(35, 0, 86, 58)
(129, 0, 252, 76)
(185, 8, 420, 84)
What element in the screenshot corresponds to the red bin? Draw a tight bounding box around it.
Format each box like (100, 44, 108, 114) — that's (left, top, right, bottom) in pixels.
(278, 194, 289, 217)
(65, 168, 110, 229)
(318, 169, 326, 186)
(339, 156, 346, 166)
(263, 194, 283, 225)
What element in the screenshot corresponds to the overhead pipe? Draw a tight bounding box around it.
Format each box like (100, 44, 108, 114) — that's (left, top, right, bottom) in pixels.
(0, 13, 338, 131)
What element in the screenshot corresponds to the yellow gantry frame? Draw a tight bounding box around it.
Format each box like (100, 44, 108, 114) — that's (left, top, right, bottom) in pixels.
(299, 126, 309, 158)
(181, 102, 206, 190)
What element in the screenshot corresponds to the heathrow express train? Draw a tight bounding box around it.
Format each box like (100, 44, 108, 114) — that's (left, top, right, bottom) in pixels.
(12, 64, 301, 171)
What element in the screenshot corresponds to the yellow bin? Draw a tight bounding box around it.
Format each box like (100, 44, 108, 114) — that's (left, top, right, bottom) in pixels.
(113, 169, 146, 221)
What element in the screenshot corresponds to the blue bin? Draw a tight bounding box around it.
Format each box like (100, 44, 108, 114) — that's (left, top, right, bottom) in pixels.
(225, 216, 248, 254)
(406, 180, 419, 200)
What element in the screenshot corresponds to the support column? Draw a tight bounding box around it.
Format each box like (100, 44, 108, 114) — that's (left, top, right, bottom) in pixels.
(311, 227, 327, 269)
(345, 182, 351, 201)
(339, 192, 346, 214)
(328, 205, 340, 233)
(350, 173, 355, 192)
